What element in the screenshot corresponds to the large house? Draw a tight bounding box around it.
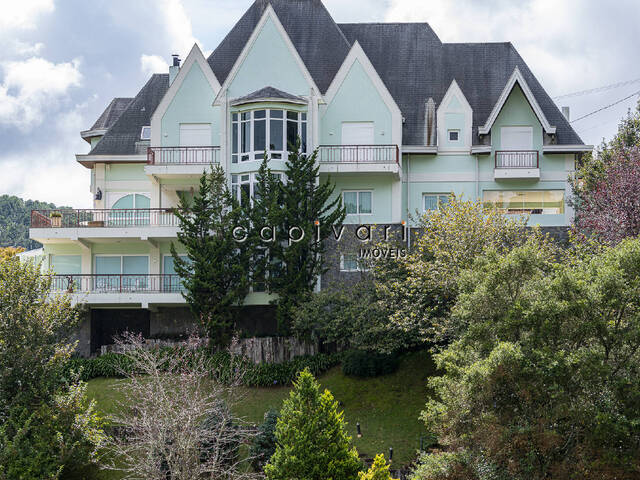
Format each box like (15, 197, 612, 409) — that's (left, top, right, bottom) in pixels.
(28, 0, 591, 355)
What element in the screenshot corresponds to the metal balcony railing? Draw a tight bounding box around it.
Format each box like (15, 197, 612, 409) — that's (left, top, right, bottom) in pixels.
(50, 274, 183, 293)
(495, 150, 539, 168)
(31, 209, 179, 228)
(318, 145, 399, 164)
(147, 146, 220, 165)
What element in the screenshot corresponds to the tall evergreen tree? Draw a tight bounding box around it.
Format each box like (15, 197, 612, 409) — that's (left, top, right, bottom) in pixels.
(170, 166, 250, 349)
(251, 144, 345, 333)
(264, 369, 361, 480)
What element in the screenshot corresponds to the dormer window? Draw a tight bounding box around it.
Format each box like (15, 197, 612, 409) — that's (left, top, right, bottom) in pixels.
(448, 129, 459, 142)
(140, 126, 151, 140)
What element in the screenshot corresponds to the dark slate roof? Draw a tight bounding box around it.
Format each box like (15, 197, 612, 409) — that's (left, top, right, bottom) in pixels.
(340, 24, 583, 145)
(89, 97, 133, 131)
(90, 74, 169, 155)
(207, 0, 350, 93)
(232, 86, 306, 104)
(89, 1, 583, 153)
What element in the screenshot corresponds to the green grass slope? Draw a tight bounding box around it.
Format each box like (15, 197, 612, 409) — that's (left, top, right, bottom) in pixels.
(86, 350, 435, 470)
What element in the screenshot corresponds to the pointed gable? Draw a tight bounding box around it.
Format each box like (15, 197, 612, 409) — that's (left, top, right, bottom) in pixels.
(226, 12, 313, 98)
(207, 0, 350, 94)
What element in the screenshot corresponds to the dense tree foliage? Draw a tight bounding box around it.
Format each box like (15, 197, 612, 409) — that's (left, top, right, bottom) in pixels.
(0, 258, 104, 478)
(265, 369, 361, 480)
(0, 195, 68, 249)
(413, 238, 640, 480)
(249, 147, 345, 334)
(292, 279, 418, 354)
(574, 147, 640, 243)
(374, 198, 532, 344)
(0, 247, 25, 262)
(171, 166, 251, 349)
(571, 100, 640, 213)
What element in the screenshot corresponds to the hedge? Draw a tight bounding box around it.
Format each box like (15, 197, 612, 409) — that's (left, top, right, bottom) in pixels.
(66, 349, 340, 388)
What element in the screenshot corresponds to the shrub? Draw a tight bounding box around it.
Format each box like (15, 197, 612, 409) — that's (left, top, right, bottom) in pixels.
(66, 349, 340, 387)
(360, 454, 398, 480)
(250, 409, 279, 471)
(342, 350, 399, 378)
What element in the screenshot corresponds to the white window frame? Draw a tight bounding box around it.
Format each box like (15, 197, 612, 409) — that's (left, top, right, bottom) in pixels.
(140, 126, 151, 140)
(500, 126, 533, 150)
(106, 192, 151, 209)
(340, 253, 368, 272)
(231, 108, 307, 164)
(422, 193, 451, 213)
(447, 129, 460, 142)
(93, 254, 151, 274)
(342, 190, 373, 216)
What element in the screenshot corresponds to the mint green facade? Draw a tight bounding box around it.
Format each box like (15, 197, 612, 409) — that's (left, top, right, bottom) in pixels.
(228, 17, 310, 98)
(161, 61, 221, 147)
(320, 59, 392, 145)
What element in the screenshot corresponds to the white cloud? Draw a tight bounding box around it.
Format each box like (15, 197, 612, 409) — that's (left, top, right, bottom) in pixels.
(140, 54, 168, 76)
(10, 40, 45, 56)
(159, 0, 199, 54)
(0, 56, 82, 130)
(0, 0, 54, 31)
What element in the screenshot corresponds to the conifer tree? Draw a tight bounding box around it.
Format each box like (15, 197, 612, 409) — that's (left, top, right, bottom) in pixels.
(252, 144, 345, 333)
(170, 166, 250, 349)
(358, 454, 397, 480)
(264, 369, 361, 480)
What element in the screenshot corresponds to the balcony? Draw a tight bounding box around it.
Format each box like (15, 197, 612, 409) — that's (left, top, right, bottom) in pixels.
(494, 150, 540, 179)
(51, 274, 185, 306)
(30, 209, 180, 242)
(317, 145, 400, 175)
(146, 146, 220, 178)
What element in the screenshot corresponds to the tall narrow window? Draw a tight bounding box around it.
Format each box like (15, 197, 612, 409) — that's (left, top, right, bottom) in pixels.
(287, 111, 299, 151)
(241, 112, 251, 161)
(232, 113, 238, 164)
(270, 110, 284, 159)
(254, 110, 266, 159)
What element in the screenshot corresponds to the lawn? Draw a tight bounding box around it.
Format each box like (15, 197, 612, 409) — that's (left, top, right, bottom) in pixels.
(86, 350, 436, 472)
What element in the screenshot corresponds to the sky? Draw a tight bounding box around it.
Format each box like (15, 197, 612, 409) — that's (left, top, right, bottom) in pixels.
(0, 0, 639, 208)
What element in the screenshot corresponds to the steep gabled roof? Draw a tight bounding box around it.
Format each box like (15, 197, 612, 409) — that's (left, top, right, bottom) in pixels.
(90, 97, 133, 131)
(207, 0, 350, 94)
(90, 74, 169, 155)
(80, 97, 133, 142)
(339, 22, 444, 146)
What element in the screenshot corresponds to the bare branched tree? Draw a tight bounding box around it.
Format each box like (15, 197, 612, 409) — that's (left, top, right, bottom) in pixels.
(103, 333, 260, 480)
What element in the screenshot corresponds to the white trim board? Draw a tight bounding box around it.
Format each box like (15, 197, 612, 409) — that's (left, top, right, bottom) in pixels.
(324, 41, 403, 147)
(479, 66, 556, 135)
(212, 4, 321, 106)
(151, 43, 221, 147)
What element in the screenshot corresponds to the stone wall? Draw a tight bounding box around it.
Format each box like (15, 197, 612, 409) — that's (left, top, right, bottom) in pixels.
(229, 336, 318, 363)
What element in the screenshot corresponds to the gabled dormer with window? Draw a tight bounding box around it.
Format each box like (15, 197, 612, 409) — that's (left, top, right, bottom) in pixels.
(437, 79, 472, 153)
(479, 67, 553, 180)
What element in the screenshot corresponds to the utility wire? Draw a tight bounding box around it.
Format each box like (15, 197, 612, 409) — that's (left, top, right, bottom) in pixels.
(570, 90, 640, 123)
(553, 77, 640, 100)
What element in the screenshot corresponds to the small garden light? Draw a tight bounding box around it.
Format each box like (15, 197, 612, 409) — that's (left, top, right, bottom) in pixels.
(389, 447, 393, 462)
(356, 422, 362, 438)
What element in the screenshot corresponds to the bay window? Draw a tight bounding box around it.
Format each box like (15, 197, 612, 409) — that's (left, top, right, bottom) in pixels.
(231, 172, 283, 205)
(231, 109, 307, 163)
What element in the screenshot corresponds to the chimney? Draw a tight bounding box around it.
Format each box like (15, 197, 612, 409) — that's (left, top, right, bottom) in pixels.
(425, 98, 436, 146)
(561, 106, 570, 122)
(169, 54, 181, 84)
